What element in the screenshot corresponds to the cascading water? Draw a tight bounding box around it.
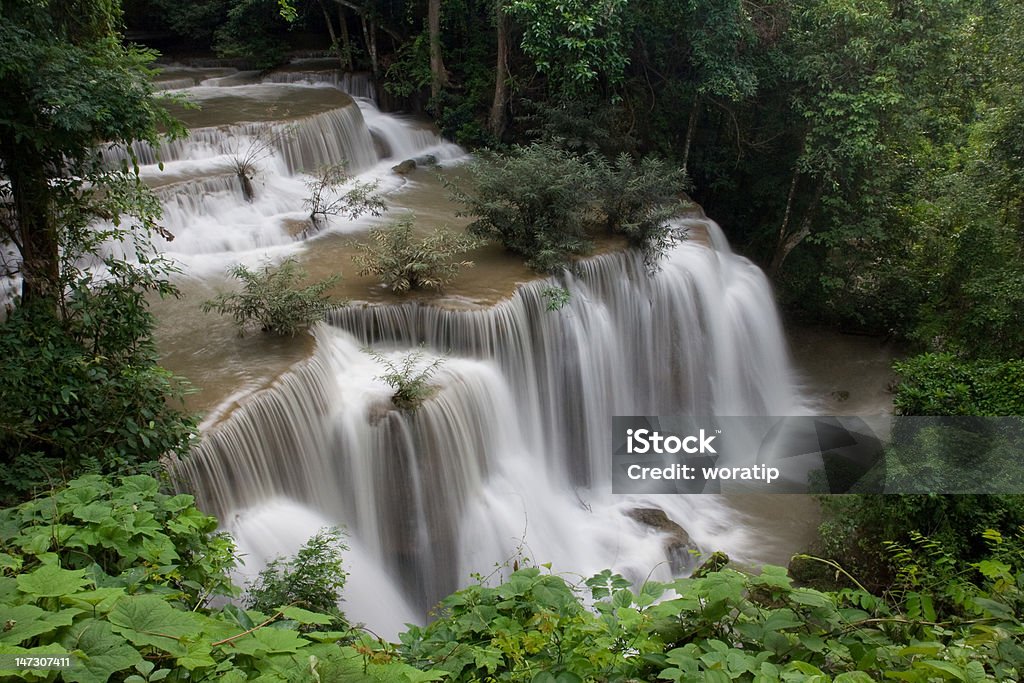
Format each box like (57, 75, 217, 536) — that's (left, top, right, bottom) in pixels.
(174, 219, 812, 637)
(99, 75, 463, 276)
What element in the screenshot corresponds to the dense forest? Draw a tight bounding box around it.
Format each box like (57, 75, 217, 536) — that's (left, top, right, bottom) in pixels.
(2, 0, 1024, 681)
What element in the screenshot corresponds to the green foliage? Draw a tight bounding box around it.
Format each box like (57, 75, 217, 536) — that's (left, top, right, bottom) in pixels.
(448, 143, 597, 272)
(400, 560, 1024, 682)
(304, 163, 386, 228)
(3, 476, 1024, 682)
(592, 153, 691, 266)
(201, 257, 341, 336)
(506, 0, 629, 100)
(817, 494, 1024, 595)
(369, 348, 445, 410)
(448, 143, 689, 271)
(352, 216, 479, 293)
(245, 528, 348, 629)
(0, 178, 197, 504)
(213, 0, 293, 69)
(0, 474, 447, 682)
(540, 286, 571, 311)
(893, 354, 1024, 417)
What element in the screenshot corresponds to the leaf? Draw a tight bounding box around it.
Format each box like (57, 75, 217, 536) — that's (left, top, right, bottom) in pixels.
(62, 587, 127, 614)
(17, 564, 89, 598)
(834, 673, 875, 683)
(281, 606, 335, 626)
(916, 660, 968, 681)
(60, 618, 143, 683)
(220, 626, 308, 656)
(0, 604, 81, 645)
(763, 608, 804, 632)
(108, 595, 205, 654)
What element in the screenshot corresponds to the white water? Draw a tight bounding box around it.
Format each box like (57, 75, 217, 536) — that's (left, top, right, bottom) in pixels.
(98, 75, 465, 278)
(175, 223, 812, 637)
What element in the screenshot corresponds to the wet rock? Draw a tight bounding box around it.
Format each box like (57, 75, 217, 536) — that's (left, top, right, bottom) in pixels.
(626, 507, 698, 573)
(392, 159, 416, 175)
(414, 154, 438, 167)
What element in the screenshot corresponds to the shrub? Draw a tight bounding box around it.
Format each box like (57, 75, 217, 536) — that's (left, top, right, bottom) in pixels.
(447, 142, 596, 272)
(593, 153, 691, 265)
(352, 215, 479, 292)
(0, 475, 439, 682)
(304, 163, 386, 229)
(0, 271, 196, 505)
(201, 257, 340, 336)
(245, 527, 348, 628)
(893, 353, 1024, 416)
(540, 285, 571, 311)
(369, 348, 445, 410)
(226, 125, 294, 201)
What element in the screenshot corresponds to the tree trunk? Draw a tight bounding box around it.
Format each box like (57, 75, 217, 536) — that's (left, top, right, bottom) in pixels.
(337, 7, 352, 70)
(428, 0, 449, 102)
(769, 177, 825, 277)
(361, 15, 379, 79)
(319, 1, 348, 72)
(681, 95, 701, 173)
(9, 149, 59, 311)
(488, 3, 509, 138)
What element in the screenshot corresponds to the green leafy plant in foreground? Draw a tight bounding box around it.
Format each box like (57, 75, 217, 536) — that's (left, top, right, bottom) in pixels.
(3, 475, 1024, 682)
(0, 474, 440, 682)
(201, 257, 340, 336)
(245, 527, 349, 629)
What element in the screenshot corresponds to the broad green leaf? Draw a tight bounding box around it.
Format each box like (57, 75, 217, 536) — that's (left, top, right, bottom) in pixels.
(60, 618, 142, 683)
(219, 626, 307, 656)
(917, 660, 968, 681)
(834, 673, 875, 683)
(0, 644, 74, 681)
(108, 595, 204, 654)
(62, 587, 126, 614)
(899, 643, 943, 657)
(17, 565, 89, 598)
(0, 604, 81, 645)
(281, 606, 334, 625)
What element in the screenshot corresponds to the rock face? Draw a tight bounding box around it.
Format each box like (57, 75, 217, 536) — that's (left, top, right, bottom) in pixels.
(392, 159, 416, 174)
(626, 507, 698, 573)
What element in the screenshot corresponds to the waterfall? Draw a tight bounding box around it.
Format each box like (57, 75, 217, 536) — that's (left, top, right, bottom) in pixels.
(174, 220, 810, 634)
(96, 78, 466, 271)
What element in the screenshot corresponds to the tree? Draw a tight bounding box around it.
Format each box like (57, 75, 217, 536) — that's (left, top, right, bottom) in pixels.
(447, 143, 596, 272)
(201, 258, 341, 336)
(506, 0, 629, 101)
(0, 0, 196, 501)
(246, 527, 349, 628)
(592, 153, 691, 266)
(0, 0, 180, 308)
(352, 215, 479, 292)
(304, 163, 386, 229)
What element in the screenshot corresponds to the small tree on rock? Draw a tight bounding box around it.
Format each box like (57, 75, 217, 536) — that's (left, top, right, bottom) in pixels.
(201, 257, 340, 336)
(304, 163, 386, 229)
(352, 215, 479, 293)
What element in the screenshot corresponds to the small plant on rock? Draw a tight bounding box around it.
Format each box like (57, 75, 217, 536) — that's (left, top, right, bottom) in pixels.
(304, 163, 386, 228)
(201, 257, 340, 336)
(368, 348, 446, 410)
